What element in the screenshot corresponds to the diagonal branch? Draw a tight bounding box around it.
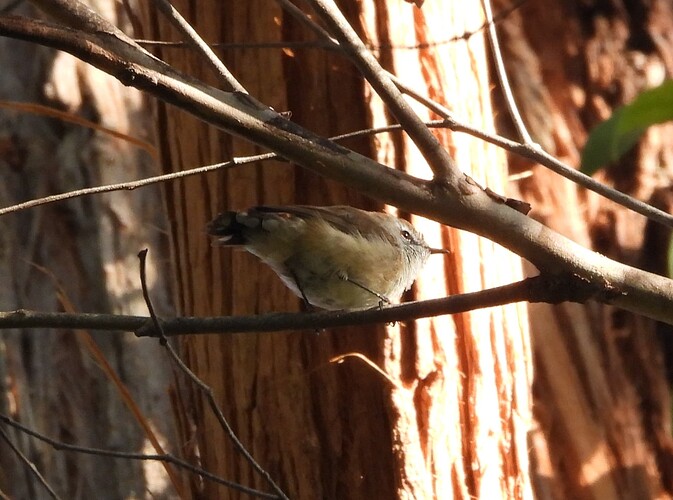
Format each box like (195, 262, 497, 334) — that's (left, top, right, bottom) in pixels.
(302, 0, 459, 182)
(276, 1, 673, 228)
(0, 426, 61, 500)
(150, 0, 247, 92)
(1, 9, 673, 324)
(138, 250, 290, 500)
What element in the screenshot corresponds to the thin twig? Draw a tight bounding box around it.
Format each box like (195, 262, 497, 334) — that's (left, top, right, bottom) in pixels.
(481, 0, 533, 144)
(151, 0, 247, 93)
(137, 38, 340, 51)
(0, 426, 62, 500)
(431, 116, 673, 229)
(0, 112, 416, 215)
(383, 67, 673, 229)
(137, 250, 290, 500)
(0, 120, 398, 217)
(330, 353, 402, 389)
(140, 0, 529, 51)
(0, 154, 273, 216)
(0, 413, 278, 499)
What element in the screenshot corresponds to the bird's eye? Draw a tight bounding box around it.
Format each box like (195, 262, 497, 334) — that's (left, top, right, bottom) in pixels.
(401, 230, 412, 241)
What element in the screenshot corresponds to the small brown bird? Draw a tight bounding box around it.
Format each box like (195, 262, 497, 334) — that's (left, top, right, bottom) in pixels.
(208, 205, 447, 310)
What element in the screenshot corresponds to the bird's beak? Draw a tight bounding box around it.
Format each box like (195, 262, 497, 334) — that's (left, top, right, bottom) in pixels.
(430, 248, 450, 255)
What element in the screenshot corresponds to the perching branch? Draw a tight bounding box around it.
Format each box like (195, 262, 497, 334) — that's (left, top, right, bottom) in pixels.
(0, 274, 617, 336)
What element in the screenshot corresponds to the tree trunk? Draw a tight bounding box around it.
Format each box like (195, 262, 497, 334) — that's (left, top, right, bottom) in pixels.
(492, 0, 673, 497)
(2, 0, 671, 498)
(0, 2, 172, 498)
(143, 1, 532, 498)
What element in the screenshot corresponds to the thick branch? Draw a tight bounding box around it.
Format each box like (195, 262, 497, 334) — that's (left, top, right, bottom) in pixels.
(0, 13, 673, 324)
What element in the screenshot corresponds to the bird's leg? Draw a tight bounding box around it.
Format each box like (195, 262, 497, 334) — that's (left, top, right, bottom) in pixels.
(289, 270, 326, 335)
(290, 269, 315, 312)
(337, 271, 390, 307)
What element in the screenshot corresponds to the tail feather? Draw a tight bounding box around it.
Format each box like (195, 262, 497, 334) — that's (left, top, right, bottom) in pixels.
(208, 206, 305, 246)
(207, 211, 248, 245)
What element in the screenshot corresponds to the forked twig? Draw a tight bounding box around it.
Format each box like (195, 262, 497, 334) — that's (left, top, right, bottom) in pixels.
(137, 250, 290, 500)
(272, 0, 673, 228)
(0, 426, 61, 500)
(0, 413, 279, 499)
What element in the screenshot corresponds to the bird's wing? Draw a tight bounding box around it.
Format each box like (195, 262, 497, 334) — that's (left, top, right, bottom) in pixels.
(250, 205, 390, 239)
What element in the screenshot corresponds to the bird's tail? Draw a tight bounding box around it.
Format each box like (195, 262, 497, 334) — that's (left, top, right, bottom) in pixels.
(207, 211, 247, 245)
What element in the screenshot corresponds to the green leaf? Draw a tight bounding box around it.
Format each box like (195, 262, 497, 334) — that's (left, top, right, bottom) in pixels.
(581, 80, 673, 175)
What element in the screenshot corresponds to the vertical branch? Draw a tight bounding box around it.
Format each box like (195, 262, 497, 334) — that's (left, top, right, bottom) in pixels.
(481, 0, 533, 144)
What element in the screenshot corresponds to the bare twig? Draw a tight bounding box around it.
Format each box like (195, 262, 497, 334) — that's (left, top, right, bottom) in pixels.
(330, 353, 402, 389)
(429, 116, 673, 229)
(481, 0, 533, 144)
(0, 426, 61, 500)
(137, 250, 290, 500)
(4, 110, 672, 231)
(137, 38, 340, 51)
(276, 0, 673, 227)
(151, 0, 247, 92)
(0, 113, 430, 216)
(377, 65, 673, 229)
(141, 0, 528, 51)
(0, 413, 279, 499)
(0, 154, 273, 216)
